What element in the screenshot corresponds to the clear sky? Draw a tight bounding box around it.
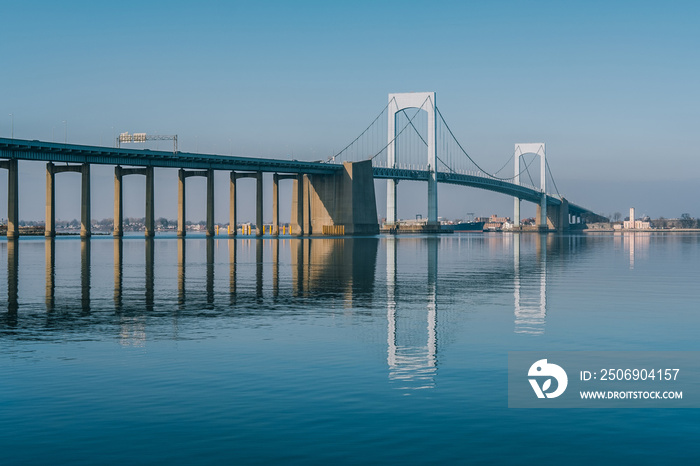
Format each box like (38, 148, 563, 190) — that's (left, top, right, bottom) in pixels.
(2, 0, 699, 222)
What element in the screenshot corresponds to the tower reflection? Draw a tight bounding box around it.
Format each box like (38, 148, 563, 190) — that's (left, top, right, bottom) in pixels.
(387, 237, 438, 390)
(513, 233, 547, 335)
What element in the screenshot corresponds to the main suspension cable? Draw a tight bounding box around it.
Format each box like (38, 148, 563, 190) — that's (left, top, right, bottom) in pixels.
(327, 97, 395, 162)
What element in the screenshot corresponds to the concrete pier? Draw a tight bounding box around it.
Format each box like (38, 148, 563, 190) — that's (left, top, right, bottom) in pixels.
(178, 169, 186, 237)
(81, 163, 91, 238)
(546, 198, 570, 232)
(206, 169, 214, 237)
(272, 174, 279, 236)
(44, 163, 86, 238)
(45, 163, 56, 237)
(256, 171, 263, 237)
(113, 166, 155, 237)
(0, 159, 20, 239)
(229, 172, 237, 236)
(292, 173, 304, 236)
(145, 166, 154, 237)
(113, 166, 123, 237)
(178, 168, 214, 236)
(229, 171, 263, 236)
(291, 161, 378, 235)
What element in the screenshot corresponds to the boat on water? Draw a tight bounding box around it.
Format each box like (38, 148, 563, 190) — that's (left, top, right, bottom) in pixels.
(441, 221, 485, 232)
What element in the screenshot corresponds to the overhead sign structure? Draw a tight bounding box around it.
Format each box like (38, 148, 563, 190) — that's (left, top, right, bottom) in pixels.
(117, 132, 178, 153)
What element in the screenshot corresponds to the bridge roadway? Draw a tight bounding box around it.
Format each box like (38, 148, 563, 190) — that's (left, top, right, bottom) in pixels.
(0, 137, 339, 175)
(0, 137, 595, 238)
(372, 166, 594, 217)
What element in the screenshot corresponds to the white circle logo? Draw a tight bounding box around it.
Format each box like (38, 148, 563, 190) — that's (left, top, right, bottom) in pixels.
(528, 359, 568, 399)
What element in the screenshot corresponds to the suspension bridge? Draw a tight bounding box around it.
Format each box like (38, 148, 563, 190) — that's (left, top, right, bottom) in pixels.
(329, 92, 599, 231)
(0, 92, 600, 238)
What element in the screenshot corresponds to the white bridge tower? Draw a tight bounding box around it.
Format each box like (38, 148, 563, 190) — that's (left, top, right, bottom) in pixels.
(386, 92, 437, 226)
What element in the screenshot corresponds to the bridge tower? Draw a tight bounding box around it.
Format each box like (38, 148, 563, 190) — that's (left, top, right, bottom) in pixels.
(386, 92, 437, 226)
(513, 143, 546, 230)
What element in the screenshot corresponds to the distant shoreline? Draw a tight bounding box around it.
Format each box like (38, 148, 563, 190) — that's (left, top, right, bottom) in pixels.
(584, 228, 700, 233)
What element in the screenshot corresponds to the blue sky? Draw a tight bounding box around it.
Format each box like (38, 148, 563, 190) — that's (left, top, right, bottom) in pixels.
(2, 1, 699, 221)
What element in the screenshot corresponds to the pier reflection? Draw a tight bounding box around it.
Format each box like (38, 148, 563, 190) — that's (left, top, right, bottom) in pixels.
(81, 239, 90, 313)
(291, 238, 378, 305)
(112, 236, 381, 312)
(5, 234, 568, 348)
(177, 238, 186, 307)
(7, 239, 18, 324)
(46, 238, 55, 311)
(113, 238, 122, 310)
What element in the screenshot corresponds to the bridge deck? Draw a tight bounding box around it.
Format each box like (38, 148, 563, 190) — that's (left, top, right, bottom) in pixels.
(0, 138, 595, 217)
(0, 138, 340, 175)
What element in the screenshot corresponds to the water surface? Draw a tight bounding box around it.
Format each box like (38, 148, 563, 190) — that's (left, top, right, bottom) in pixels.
(1, 233, 699, 464)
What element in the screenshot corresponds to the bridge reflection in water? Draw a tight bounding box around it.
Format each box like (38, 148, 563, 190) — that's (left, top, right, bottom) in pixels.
(513, 233, 547, 335)
(386, 237, 438, 390)
(2, 234, 592, 385)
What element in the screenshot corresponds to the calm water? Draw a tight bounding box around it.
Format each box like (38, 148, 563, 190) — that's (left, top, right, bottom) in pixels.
(1, 233, 700, 464)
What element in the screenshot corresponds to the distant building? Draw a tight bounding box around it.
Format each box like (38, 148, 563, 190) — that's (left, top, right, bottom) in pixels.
(623, 207, 651, 230)
(477, 214, 510, 231)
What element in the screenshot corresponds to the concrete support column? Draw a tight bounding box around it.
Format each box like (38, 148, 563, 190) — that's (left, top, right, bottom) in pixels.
(145, 166, 155, 237)
(113, 166, 123, 237)
(539, 193, 547, 231)
(295, 174, 304, 236)
(229, 171, 237, 237)
(177, 168, 186, 237)
(45, 162, 56, 237)
(206, 168, 214, 237)
(302, 175, 311, 235)
(7, 159, 19, 239)
(387, 179, 397, 224)
(427, 169, 438, 226)
(272, 173, 279, 236)
(514, 197, 521, 229)
(81, 163, 91, 238)
(256, 171, 263, 237)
